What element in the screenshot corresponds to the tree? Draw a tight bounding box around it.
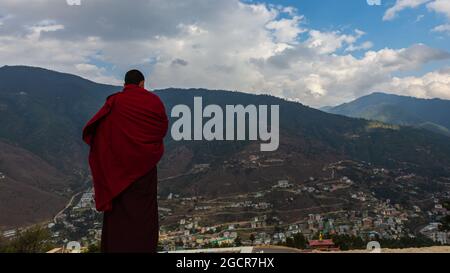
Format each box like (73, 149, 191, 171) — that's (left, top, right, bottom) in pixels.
(86, 242, 101, 253)
(293, 233, 307, 249)
(330, 234, 366, 250)
(283, 233, 307, 249)
(0, 235, 6, 253)
(3, 227, 54, 253)
(439, 215, 450, 232)
(249, 234, 256, 245)
(234, 236, 242, 247)
(379, 235, 435, 249)
(442, 200, 450, 210)
(273, 226, 283, 233)
(439, 200, 450, 232)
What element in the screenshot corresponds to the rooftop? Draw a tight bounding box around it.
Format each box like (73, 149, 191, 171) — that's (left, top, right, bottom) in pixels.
(308, 239, 335, 247)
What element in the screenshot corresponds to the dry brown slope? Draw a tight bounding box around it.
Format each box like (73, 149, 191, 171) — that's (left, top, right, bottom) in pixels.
(0, 140, 69, 230)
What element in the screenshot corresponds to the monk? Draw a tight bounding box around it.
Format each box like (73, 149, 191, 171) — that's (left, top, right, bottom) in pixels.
(82, 70, 168, 253)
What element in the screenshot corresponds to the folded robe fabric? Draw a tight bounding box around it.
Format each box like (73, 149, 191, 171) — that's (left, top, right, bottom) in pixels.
(101, 167, 159, 253)
(83, 84, 168, 211)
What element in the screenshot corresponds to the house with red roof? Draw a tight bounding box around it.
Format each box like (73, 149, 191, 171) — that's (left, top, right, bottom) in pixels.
(308, 238, 339, 251)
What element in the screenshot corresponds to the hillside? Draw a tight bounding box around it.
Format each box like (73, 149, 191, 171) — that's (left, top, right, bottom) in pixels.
(0, 65, 116, 172)
(0, 65, 116, 229)
(155, 89, 450, 199)
(0, 140, 68, 229)
(324, 92, 450, 137)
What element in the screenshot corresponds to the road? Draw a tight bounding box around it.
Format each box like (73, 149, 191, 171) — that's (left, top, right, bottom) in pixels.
(53, 191, 83, 223)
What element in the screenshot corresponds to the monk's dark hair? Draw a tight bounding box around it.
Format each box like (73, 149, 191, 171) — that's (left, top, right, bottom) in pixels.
(125, 69, 145, 85)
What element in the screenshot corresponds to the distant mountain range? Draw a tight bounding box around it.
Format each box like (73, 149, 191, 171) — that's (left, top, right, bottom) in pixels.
(323, 92, 450, 137)
(1, 66, 450, 229)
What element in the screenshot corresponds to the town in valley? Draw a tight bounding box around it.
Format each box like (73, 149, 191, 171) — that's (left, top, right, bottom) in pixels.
(4, 155, 448, 252)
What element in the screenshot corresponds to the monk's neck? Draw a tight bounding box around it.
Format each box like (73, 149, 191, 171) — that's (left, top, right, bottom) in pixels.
(123, 84, 148, 93)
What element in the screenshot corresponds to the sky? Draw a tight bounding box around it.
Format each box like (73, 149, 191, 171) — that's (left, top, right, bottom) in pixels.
(0, 0, 449, 107)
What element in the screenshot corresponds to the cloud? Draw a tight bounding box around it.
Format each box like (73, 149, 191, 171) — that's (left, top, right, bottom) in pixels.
(171, 58, 189, 66)
(383, 0, 431, 21)
(0, 0, 448, 107)
(266, 15, 305, 44)
(0, 14, 120, 85)
(432, 23, 450, 33)
(382, 0, 450, 36)
(345, 41, 374, 52)
(376, 68, 450, 99)
(427, 0, 450, 19)
(304, 30, 363, 55)
(249, 43, 449, 106)
(415, 14, 425, 22)
(74, 63, 122, 85)
(27, 20, 64, 40)
(427, 0, 450, 38)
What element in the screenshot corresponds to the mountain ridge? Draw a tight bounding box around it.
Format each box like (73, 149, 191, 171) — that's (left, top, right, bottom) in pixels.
(324, 92, 450, 137)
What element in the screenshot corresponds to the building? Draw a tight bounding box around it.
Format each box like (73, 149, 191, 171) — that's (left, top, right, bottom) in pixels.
(210, 237, 235, 246)
(308, 238, 338, 251)
(433, 232, 448, 245)
(3, 229, 17, 238)
(308, 234, 339, 251)
(274, 180, 293, 189)
(363, 217, 373, 228)
(420, 223, 449, 245)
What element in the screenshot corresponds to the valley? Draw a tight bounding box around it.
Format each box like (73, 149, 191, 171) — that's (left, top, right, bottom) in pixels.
(1, 66, 449, 250)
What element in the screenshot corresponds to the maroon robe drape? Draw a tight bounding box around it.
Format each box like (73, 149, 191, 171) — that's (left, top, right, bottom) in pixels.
(101, 167, 159, 253)
(82, 84, 168, 253)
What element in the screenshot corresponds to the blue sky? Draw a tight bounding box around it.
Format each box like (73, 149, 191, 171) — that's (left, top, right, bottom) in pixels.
(264, 0, 450, 69)
(291, 1, 448, 100)
(0, 0, 449, 106)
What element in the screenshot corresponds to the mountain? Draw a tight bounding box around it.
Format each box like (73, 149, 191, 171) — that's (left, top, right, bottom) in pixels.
(0, 65, 116, 172)
(1, 66, 450, 229)
(0, 65, 116, 229)
(157, 89, 450, 198)
(0, 139, 68, 230)
(324, 92, 450, 137)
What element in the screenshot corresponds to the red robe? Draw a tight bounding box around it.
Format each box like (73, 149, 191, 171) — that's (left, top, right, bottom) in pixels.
(82, 84, 168, 212)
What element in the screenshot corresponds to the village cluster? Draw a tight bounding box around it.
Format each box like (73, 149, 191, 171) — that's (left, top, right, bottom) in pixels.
(3, 159, 449, 252)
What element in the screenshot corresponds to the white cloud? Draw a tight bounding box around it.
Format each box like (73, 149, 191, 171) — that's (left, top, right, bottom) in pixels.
(0, 21, 118, 84)
(426, 0, 450, 33)
(304, 29, 366, 55)
(248, 43, 449, 106)
(383, 0, 431, 21)
(74, 63, 122, 85)
(432, 23, 450, 33)
(376, 68, 450, 99)
(266, 15, 305, 44)
(27, 20, 64, 39)
(345, 41, 374, 52)
(427, 0, 450, 19)
(0, 0, 448, 106)
(415, 14, 425, 22)
(382, 0, 450, 36)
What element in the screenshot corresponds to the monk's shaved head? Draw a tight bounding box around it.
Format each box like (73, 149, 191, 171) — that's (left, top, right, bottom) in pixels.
(125, 69, 145, 85)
